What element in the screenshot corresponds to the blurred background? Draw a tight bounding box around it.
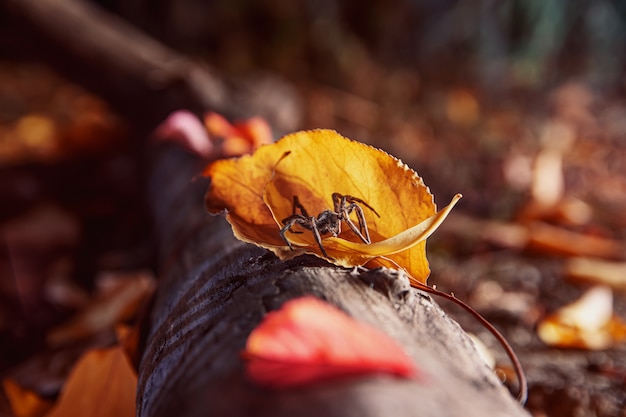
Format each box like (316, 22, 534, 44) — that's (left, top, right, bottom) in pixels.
(1, 1, 626, 416)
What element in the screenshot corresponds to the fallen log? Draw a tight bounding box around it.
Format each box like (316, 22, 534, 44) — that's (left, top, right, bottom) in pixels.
(1, 0, 531, 414)
(139, 144, 530, 417)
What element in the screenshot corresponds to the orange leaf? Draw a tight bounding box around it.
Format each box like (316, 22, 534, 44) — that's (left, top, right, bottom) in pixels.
(243, 296, 418, 388)
(526, 221, 622, 259)
(2, 378, 52, 417)
(232, 116, 273, 150)
(204, 111, 238, 138)
(205, 112, 273, 157)
(154, 111, 272, 159)
(204, 129, 459, 284)
(46, 345, 136, 417)
(537, 286, 626, 350)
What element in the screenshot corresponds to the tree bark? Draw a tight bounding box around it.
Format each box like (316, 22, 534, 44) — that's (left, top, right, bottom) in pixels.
(139, 144, 530, 417)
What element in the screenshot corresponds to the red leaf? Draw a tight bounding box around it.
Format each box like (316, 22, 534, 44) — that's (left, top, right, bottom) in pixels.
(243, 296, 418, 388)
(154, 110, 272, 158)
(153, 110, 213, 157)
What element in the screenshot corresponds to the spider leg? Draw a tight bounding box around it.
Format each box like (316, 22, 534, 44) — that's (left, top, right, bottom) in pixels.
(310, 219, 332, 259)
(292, 196, 310, 217)
(283, 197, 310, 235)
(332, 193, 377, 244)
(332, 193, 366, 235)
(332, 192, 344, 213)
(279, 217, 299, 250)
(353, 204, 372, 243)
(343, 204, 371, 244)
(281, 215, 312, 249)
(344, 195, 380, 218)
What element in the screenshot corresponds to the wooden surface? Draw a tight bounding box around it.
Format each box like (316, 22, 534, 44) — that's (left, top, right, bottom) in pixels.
(138, 145, 531, 417)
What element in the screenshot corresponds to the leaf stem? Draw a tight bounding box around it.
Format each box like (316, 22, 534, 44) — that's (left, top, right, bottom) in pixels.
(413, 282, 528, 405)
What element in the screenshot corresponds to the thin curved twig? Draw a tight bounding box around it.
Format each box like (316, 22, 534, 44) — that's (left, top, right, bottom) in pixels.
(412, 281, 528, 405)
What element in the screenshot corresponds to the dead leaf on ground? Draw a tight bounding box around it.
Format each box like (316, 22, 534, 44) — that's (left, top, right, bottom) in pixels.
(565, 257, 626, 291)
(516, 119, 577, 223)
(537, 286, 626, 350)
(526, 221, 622, 259)
(45, 345, 137, 417)
(153, 110, 273, 158)
(440, 213, 622, 260)
(204, 129, 460, 284)
(153, 110, 214, 157)
(46, 271, 155, 347)
(204, 112, 273, 157)
(3, 343, 136, 417)
(2, 378, 53, 417)
(445, 89, 479, 127)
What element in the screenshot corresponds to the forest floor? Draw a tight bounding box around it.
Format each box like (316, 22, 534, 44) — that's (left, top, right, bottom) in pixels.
(1, 38, 626, 417)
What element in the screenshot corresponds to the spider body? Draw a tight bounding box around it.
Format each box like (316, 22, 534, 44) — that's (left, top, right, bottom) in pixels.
(280, 193, 380, 259)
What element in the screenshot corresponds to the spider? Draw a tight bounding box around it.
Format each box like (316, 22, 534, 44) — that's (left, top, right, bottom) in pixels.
(279, 192, 380, 259)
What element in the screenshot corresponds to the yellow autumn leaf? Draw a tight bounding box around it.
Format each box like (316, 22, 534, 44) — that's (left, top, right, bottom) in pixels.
(266, 187, 461, 275)
(317, 195, 460, 257)
(204, 129, 459, 284)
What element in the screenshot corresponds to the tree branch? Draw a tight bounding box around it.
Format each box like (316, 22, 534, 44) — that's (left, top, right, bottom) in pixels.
(1, 0, 299, 132)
